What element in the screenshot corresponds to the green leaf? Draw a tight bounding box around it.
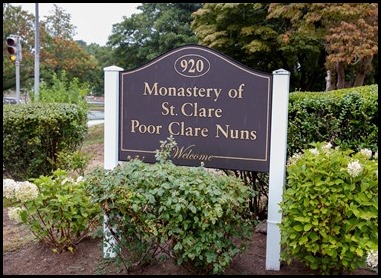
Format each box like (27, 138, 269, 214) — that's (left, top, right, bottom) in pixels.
(304, 223, 312, 232)
(293, 225, 303, 232)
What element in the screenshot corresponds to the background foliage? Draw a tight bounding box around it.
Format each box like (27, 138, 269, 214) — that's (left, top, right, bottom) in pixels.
(3, 102, 88, 180)
(3, 3, 378, 96)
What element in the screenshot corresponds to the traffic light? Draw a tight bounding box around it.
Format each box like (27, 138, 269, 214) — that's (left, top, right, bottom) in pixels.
(6, 36, 21, 62)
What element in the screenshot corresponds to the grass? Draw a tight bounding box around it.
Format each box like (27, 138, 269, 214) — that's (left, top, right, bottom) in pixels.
(83, 123, 104, 147)
(88, 103, 104, 111)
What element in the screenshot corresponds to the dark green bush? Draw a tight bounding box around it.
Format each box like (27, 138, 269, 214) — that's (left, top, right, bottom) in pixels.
(287, 84, 378, 156)
(3, 103, 88, 180)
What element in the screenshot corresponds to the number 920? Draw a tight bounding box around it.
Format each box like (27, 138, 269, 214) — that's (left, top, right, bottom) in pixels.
(174, 54, 210, 77)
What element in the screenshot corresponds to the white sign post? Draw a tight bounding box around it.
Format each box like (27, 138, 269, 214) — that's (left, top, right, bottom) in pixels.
(266, 69, 290, 270)
(103, 65, 123, 258)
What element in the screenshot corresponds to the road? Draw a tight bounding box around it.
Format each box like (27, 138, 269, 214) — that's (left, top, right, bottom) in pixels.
(87, 110, 104, 120)
(87, 119, 104, 127)
(87, 110, 104, 127)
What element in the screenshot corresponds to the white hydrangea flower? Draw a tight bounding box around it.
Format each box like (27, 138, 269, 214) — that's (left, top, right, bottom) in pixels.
(376, 170, 378, 179)
(322, 142, 333, 152)
(61, 177, 74, 185)
(347, 160, 363, 177)
(76, 176, 85, 183)
(3, 178, 19, 200)
(287, 152, 302, 166)
(366, 250, 378, 268)
(359, 148, 372, 159)
(309, 148, 319, 155)
(172, 190, 178, 197)
(374, 151, 378, 159)
(7, 207, 25, 223)
(14, 181, 39, 202)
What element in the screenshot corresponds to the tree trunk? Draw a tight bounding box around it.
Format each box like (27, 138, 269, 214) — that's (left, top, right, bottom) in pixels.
(336, 61, 346, 89)
(354, 56, 373, 87)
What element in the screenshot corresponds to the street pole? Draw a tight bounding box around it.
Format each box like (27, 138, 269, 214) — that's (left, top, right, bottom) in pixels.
(15, 60, 21, 103)
(34, 3, 40, 100)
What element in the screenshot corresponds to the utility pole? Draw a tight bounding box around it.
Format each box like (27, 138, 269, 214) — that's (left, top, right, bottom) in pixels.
(34, 3, 40, 100)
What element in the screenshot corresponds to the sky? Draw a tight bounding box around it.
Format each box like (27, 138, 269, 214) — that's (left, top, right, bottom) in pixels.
(16, 3, 141, 46)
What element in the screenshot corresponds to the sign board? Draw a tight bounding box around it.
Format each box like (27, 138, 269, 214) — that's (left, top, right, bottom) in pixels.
(119, 44, 272, 172)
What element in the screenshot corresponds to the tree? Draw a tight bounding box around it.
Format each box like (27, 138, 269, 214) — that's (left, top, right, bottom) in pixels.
(191, 3, 327, 92)
(81, 42, 112, 96)
(108, 3, 202, 70)
(191, 3, 378, 91)
(39, 5, 99, 90)
(323, 4, 378, 88)
(3, 3, 100, 95)
(44, 4, 76, 40)
(3, 3, 35, 93)
(267, 3, 378, 89)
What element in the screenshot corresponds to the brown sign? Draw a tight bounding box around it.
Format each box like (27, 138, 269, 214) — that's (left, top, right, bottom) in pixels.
(119, 44, 272, 172)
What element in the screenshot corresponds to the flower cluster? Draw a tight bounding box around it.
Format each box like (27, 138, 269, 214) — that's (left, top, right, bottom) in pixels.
(360, 148, 372, 159)
(321, 142, 333, 152)
(155, 135, 177, 163)
(15, 181, 39, 202)
(347, 159, 363, 177)
(3, 178, 39, 223)
(287, 152, 301, 166)
(366, 250, 378, 268)
(3, 178, 39, 202)
(3, 178, 18, 199)
(7, 207, 25, 223)
(308, 148, 319, 155)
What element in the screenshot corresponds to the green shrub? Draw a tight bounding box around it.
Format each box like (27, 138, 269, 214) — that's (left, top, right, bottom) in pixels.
(3, 103, 88, 180)
(86, 136, 256, 274)
(226, 85, 378, 221)
(53, 149, 92, 177)
(287, 85, 378, 156)
(280, 142, 378, 274)
(30, 70, 89, 109)
(3, 169, 102, 253)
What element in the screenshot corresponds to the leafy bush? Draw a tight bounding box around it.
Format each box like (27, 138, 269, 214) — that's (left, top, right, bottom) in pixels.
(226, 85, 378, 221)
(280, 142, 378, 274)
(86, 136, 256, 274)
(53, 149, 92, 177)
(3, 103, 88, 180)
(30, 70, 89, 109)
(3, 169, 102, 253)
(287, 85, 378, 156)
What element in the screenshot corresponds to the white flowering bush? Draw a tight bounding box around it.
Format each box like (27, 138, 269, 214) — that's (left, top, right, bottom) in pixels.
(3, 170, 101, 253)
(366, 250, 378, 269)
(281, 142, 378, 274)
